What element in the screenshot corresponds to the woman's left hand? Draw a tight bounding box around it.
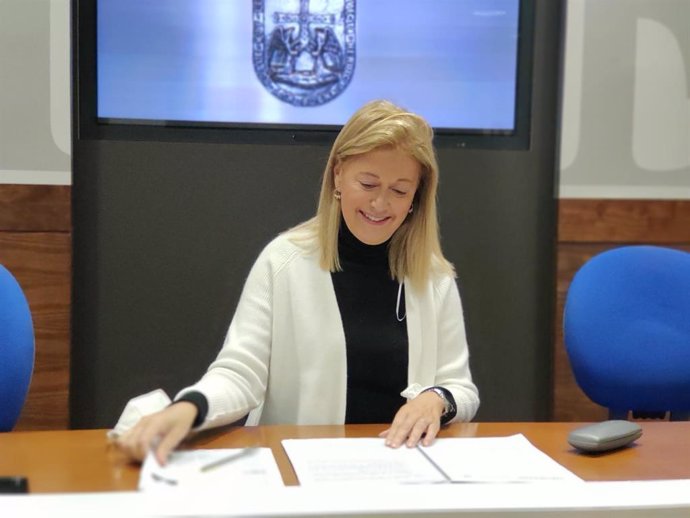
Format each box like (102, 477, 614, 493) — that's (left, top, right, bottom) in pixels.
(379, 391, 446, 448)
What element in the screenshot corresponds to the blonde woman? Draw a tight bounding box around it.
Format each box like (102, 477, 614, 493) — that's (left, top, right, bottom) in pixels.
(117, 100, 479, 464)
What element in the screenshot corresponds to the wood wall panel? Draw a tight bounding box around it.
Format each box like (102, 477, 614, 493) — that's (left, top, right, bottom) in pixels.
(559, 199, 690, 243)
(0, 185, 71, 431)
(3, 187, 690, 430)
(0, 185, 70, 232)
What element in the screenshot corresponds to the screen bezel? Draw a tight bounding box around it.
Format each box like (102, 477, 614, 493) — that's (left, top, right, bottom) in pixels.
(75, 0, 535, 150)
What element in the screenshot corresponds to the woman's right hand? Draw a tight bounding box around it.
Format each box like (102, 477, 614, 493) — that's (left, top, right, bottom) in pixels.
(115, 401, 197, 465)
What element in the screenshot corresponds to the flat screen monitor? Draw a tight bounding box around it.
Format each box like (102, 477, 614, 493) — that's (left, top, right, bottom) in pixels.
(78, 0, 534, 148)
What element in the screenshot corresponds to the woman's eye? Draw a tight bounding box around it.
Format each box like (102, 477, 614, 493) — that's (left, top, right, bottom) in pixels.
(392, 189, 407, 196)
(360, 183, 375, 189)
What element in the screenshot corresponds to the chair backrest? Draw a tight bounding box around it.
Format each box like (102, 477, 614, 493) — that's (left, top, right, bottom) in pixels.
(0, 264, 35, 431)
(563, 245, 690, 421)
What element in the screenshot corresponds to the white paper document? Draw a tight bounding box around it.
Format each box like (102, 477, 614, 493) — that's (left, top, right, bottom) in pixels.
(282, 434, 583, 486)
(421, 434, 583, 483)
(139, 447, 284, 491)
(283, 438, 445, 485)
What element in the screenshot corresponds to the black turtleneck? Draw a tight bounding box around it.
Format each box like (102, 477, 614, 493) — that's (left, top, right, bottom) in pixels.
(331, 223, 408, 424)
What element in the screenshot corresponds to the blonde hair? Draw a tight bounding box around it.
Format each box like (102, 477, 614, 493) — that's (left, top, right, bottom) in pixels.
(293, 100, 454, 288)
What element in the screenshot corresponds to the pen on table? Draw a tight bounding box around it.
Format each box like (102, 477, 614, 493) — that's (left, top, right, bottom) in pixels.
(200, 448, 257, 473)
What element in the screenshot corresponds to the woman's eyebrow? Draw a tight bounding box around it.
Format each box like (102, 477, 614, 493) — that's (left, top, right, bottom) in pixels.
(357, 172, 414, 183)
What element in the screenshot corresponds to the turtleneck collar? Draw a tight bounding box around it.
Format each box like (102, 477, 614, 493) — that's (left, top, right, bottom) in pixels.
(338, 221, 391, 270)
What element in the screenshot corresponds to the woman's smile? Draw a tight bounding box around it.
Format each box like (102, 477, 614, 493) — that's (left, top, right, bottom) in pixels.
(359, 210, 390, 225)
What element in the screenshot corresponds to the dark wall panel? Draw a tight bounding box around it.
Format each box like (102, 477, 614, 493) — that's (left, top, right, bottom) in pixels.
(71, 1, 563, 427)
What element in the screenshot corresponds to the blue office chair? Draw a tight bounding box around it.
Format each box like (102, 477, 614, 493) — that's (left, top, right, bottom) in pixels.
(0, 264, 35, 431)
(564, 245, 690, 421)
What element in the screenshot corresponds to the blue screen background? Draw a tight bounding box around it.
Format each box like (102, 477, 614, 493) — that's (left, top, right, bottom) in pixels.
(97, 0, 520, 131)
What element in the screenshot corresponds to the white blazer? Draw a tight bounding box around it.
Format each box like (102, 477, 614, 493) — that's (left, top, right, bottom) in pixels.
(178, 229, 479, 429)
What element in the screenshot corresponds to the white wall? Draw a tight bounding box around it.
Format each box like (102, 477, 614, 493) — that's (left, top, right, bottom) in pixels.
(1, 0, 688, 197)
(560, 0, 690, 198)
(0, 0, 70, 185)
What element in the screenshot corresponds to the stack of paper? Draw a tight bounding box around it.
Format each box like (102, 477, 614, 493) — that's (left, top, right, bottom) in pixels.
(281, 434, 583, 486)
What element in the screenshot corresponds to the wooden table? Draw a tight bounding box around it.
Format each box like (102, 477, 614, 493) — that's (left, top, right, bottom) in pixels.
(1, 422, 689, 493)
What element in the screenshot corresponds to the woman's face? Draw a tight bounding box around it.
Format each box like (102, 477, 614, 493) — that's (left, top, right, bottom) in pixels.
(334, 147, 420, 245)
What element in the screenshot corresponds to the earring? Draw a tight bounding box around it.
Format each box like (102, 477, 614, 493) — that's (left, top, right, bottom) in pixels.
(334, 189, 341, 200)
(408, 205, 414, 214)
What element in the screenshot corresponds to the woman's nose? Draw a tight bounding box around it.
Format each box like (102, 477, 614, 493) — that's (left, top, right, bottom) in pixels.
(370, 192, 388, 209)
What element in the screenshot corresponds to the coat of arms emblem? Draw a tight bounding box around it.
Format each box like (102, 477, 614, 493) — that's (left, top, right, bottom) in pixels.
(253, 0, 356, 107)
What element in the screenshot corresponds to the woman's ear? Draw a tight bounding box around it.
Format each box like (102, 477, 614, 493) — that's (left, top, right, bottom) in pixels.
(333, 163, 342, 189)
